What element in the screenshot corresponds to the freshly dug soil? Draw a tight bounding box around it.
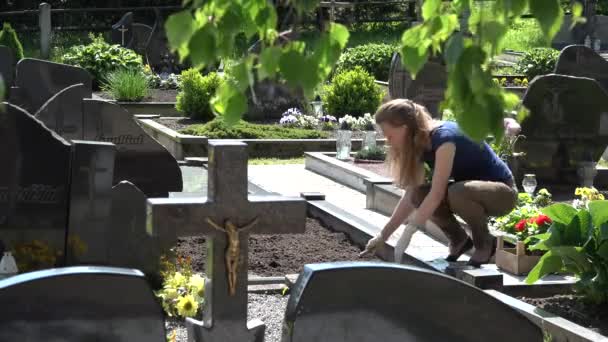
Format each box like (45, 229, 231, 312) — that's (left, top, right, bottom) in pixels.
(94, 89, 178, 102)
(152, 117, 384, 140)
(175, 217, 382, 277)
(518, 295, 608, 336)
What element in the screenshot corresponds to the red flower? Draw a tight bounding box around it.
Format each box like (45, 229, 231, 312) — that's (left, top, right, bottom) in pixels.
(515, 219, 527, 232)
(534, 215, 552, 226)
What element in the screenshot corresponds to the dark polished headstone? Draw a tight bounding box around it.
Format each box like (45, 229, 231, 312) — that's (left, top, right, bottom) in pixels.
(111, 12, 134, 47)
(148, 141, 307, 342)
(10, 58, 92, 113)
(82, 99, 182, 197)
(519, 74, 608, 185)
(283, 262, 542, 342)
(34, 83, 87, 140)
(66, 140, 116, 265)
(554, 45, 608, 92)
(0, 45, 15, 88)
(0, 103, 72, 270)
(107, 181, 162, 274)
(0, 266, 166, 341)
(388, 53, 446, 118)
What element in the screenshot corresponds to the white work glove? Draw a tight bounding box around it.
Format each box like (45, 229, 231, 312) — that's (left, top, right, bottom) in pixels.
(359, 234, 385, 257)
(394, 223, 423, 264)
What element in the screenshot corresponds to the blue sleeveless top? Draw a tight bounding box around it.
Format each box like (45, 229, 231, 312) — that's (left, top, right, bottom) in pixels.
(422, 121, 512, 182)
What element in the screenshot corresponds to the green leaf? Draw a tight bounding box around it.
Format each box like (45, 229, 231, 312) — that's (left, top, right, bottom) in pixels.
(400, 25, 431, 78)
(443, 33, 464, 65)
(599, 223, 608, 243)
(542, 203, 578, 225)
(551, 246, 592, 273)
(479, 20, 507, 55)
(258, 46, 281, 79)
(165, 10, 196, 55)
(188, 25, 216, 68)
(525, 251, 563, 284)
(570, 2, 587, 30)
(329, 23, 350, 48)
(422, 0, 441, 21)
(529, 0, 564, 42)
(563, 210, 592, 245)
(598, 241, 608, 261)
(588, 200, 608, 228)
(211, 82, 247, 125)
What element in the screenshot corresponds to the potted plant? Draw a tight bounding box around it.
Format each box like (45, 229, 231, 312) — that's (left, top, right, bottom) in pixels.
(494, 190, 553, 275)
(354, 145, 386, 164)
(355, 113, 377, 151)
(336, 115, 356, 160)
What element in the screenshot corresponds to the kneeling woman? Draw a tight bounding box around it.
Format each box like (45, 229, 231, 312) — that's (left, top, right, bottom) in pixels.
(362, 99, 517, 267)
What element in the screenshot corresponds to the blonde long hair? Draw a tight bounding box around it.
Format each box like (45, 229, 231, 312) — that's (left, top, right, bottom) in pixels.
(375, 99, 434, 188)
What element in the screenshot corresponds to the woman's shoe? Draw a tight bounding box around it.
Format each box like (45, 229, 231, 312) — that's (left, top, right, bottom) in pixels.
(445, 237, 473, 262)
(467, 238, 497, 268)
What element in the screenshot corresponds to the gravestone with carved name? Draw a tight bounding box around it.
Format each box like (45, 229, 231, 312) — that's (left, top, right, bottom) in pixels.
(33, 86, 182, 197)
(519, 74, 608, 186)
(1, 102, 168, 274)
(388, 53, 446, 118)
(147, 141, 307, 342)
(9, 58, 92, 114)
(0, 103, 116, 270)
(283, 262, 542, 341)
(0, 266, 166, 341)
(554, 45, 608, 92)
(82, 99, 182, 197)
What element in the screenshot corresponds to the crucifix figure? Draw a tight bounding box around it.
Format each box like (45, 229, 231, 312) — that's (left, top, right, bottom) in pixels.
(205, 217, 258, 296)
(147, 141, 306, 342)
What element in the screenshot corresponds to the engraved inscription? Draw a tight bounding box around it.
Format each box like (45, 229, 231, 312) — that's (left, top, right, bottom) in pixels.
(96, 134, 144, 145)
(0, 185, 64, 203)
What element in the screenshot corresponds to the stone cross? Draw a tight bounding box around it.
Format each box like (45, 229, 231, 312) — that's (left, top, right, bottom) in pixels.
(119, 25, 129, 46)
(147, 141, 307, 342)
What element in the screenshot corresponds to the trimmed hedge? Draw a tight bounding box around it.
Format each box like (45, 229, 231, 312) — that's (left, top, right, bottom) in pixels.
(334, 43, 397, 81)
(180, 119, 328, 139)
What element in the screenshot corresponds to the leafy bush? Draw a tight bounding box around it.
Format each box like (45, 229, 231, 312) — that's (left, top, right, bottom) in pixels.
(180, 119, 327, 139)
(323, 67, 383, 118)
(176, 69, 221, 121)
(334, 43, 397, 81)
(526, 200, 608, 304)
(355, 145, 386, 161)
(102, 68, 149, 101)
(0, 22, 24, 60)
(515, 48, 559, 80)
(61, 33, 144, 86)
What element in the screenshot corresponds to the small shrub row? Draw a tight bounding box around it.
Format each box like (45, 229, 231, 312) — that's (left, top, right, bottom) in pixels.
(180, 118, 327, 139)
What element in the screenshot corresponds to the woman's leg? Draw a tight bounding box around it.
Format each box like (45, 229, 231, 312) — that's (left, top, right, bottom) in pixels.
(408, 184, 471, 259)
(447, 180, 517, 266)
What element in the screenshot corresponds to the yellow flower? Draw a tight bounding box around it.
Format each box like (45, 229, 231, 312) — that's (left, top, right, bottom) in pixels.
(599, 194, 605, 200)
(163, 288, 179, 300)
(167, 272, 187, 289)
(575, 188, 582, 196)
(176, 295, 199, 318)
(188, 274, 205, 298)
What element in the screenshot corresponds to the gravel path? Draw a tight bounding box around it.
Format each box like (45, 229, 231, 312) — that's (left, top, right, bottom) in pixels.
(165, 293, 289, 342)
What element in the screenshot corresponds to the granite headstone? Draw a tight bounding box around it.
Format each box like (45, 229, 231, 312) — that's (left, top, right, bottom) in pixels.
(283, 262, 542, 342)
(82, 99, 183, 197)
(111, 12, 134, 47)
(0, 45, 15, 88)
(388, 53, 446, 118)
(554, 44, 608, 91)
(107, 181, 162, 274)
(0, 266, 166, 341)
(34, 83, 87, 140)
(0, 103, 72, 270)
(148, 141, 307, 342)
(519, 74, 608, 185)
(10, 58, 92, 113)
